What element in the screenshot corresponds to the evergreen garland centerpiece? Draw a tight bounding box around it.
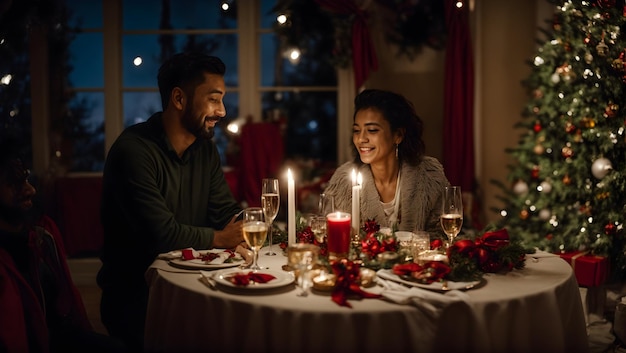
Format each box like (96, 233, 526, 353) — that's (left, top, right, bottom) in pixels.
(278, 216, 529, 284)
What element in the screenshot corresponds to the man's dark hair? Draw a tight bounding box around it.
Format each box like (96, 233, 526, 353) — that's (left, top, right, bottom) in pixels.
(157, 52, 226, 110)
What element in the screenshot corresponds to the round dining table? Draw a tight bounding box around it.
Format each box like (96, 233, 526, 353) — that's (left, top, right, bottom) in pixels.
(143, 247, 589, 353)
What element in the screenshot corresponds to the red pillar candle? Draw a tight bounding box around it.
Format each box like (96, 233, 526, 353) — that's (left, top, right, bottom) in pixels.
(326, 212, 351, 260)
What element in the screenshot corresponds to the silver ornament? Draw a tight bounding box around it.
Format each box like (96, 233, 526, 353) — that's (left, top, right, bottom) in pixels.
(513, 180, 529, 195)
(591, 157, 613, 179)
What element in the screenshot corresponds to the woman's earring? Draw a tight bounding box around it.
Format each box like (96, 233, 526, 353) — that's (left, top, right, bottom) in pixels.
(395, 144, 399, 159)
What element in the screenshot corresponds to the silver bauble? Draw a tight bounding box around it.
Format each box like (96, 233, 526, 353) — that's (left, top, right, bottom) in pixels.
(591, 157, 613, 179)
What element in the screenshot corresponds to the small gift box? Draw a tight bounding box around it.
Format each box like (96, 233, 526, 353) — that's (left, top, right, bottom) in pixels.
(558, 251, 609, 287)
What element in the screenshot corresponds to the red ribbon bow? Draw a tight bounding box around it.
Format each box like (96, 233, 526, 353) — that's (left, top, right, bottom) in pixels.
(448, 229, 511, 272)
(229, 272, 276, 286)
(330, 259, 382, 308)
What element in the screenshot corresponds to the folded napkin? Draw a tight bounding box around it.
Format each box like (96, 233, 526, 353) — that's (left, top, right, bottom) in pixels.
(228, 271, 276, 286)
(376, 269, 470, 314)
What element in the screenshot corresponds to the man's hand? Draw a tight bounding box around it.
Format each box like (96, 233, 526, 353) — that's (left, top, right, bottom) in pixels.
(212, 214, 244, 249)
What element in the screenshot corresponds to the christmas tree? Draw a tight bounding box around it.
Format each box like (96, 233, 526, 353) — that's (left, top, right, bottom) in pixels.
(493, 0, 626, 281)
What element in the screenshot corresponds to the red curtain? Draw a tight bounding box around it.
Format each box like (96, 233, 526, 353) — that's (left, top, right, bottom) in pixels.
(237, 122, 285, 207)
(315, 0, 378, 89)
(443, 0, 475, 194)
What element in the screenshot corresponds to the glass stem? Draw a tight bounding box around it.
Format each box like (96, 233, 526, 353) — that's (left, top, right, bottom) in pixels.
(253, 250, 259, 269)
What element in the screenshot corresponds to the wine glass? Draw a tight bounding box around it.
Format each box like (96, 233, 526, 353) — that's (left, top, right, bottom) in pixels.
(318, 193, 335, 216)
(441, 186, 463, 248)
(261, 178, 279, 256)
(287, 243, 320, 297)
(242, 207, 267, 271)
(309, 215, 327, 244)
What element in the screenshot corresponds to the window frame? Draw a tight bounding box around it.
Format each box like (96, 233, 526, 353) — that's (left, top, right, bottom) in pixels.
(30, 0, 354, 176)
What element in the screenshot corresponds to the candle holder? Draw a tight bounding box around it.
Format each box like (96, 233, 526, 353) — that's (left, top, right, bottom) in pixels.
(326, 211, 351, 261)
(350, 229, 362, 260)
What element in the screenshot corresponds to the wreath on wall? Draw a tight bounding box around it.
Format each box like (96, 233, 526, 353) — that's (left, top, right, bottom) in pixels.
(271, 0, 447, 68)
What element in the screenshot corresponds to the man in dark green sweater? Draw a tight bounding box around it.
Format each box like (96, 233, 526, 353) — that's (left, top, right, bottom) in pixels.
(97, 52, 243, 352)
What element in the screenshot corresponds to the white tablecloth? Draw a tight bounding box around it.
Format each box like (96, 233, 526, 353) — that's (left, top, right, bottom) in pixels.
(144, 248, 589, 353)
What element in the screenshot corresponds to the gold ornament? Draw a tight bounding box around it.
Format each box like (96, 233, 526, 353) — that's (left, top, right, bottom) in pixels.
(561, 146, 573, 158)
(573, 133, 583, 143)
(562, 174, 572, 185)
(596, 192, 610, 200)
(596, 32, 609, 57)
(581, 117, 596, 128)
(520, 210, 529, 220)
(534, 144, 545, 155)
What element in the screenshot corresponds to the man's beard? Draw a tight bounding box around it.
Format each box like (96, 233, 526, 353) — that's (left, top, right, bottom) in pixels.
(182, 106, 215, 140)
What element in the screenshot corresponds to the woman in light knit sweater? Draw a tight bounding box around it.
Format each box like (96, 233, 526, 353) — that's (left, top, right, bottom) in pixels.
(323, 89, 449, 240)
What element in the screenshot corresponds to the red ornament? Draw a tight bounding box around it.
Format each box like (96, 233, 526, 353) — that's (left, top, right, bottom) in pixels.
(605, 223, 617, 235)
(595, 0, 616, 8)
(533, 121, 542, 133)
(531, 165, 540, 179)
(565, 121, 576, 133)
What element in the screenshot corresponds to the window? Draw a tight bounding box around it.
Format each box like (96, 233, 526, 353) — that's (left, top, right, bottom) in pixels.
(59, 0, 339, 173)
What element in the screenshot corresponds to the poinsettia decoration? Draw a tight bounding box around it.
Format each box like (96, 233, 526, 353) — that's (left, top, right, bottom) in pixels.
(360, 219, 399, 259)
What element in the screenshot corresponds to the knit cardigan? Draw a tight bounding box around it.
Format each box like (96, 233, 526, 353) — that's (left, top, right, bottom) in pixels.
(323, 156, 449, 238)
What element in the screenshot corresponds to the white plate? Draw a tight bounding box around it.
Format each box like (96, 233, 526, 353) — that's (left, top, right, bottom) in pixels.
(213, 269, 294, 290)
(377, 269, 482, 291)
(168, 249, 244, 270)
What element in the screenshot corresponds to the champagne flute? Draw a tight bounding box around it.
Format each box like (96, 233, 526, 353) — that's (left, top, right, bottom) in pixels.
(261, 178, 280, 256)
(441, 186, 463, 248)
(287, 243, 320, 297)
(243, 207, 267, 271)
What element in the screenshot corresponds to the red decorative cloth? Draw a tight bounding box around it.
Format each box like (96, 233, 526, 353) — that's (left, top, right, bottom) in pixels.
(229, 272, 276, 286)
(330, 259, 382, 308)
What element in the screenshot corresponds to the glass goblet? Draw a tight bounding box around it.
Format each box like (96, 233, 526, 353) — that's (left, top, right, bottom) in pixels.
(287, 243, 320, 297)
(318, 193, 335, 216)
(242, 207, 267, 271)
(310, 215, 327, 244)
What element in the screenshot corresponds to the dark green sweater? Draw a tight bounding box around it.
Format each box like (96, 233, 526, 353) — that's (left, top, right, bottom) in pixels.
(98, 113, 241, 287)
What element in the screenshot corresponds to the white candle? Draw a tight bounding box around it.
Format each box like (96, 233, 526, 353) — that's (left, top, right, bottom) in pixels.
(351, 170, 362, 236)
(287, 168, 296, 246)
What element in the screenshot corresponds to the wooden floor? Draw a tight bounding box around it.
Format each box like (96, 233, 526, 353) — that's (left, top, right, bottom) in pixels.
(67, 257, 624, 352)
